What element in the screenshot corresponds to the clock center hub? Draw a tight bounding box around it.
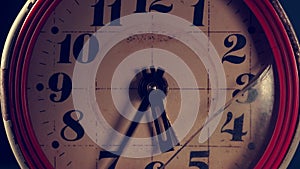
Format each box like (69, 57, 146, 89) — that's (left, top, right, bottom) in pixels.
(137, 67, 168, 99)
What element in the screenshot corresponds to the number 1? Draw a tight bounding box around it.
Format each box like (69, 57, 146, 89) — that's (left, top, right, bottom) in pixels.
(193, 0, 205, 26)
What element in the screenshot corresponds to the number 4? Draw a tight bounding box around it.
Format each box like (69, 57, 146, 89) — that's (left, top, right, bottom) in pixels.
(221, 112, 247, 141)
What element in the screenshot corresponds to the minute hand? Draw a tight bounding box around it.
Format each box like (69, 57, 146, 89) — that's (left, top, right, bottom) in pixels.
(149, 89, 179, 152)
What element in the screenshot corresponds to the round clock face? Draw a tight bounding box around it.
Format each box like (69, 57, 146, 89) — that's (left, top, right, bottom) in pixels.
(2, 0, 299, 169)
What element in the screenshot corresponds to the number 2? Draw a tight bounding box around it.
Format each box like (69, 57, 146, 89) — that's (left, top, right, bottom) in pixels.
(222, 34, 246, 64)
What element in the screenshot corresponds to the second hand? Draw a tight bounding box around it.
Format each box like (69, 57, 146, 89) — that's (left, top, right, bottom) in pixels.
(161, 64, 272, 168)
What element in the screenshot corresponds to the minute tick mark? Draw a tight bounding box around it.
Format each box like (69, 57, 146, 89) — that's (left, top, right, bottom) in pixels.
(42, 121, 49, 124)
(47, 132, 54, 136)
(67, 161, 72, 166)
(66, 9, 71, 14)
(59, 152, 65, 157)
(227, 0, 233, 6)
(59, 18, 65, 23)
(42, 51, 49, 54)
(74, 0, 79, 5)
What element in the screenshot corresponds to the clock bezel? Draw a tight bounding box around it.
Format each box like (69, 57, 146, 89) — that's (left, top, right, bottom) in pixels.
(0, 0, 298, 168)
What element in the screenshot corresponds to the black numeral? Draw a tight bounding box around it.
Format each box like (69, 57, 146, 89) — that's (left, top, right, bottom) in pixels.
(136, 0, 175, 13)
(93, 0, 173, 26)
(60, 110, 85, 141)
(222, 34, 246, 64)
(144, 151, 209, 168)
(58, 34, 99, 64)
(221, 112, 247, 141)
(145, 161, 164, 169)
(149, 0, 173, 13)
(232, 73, 258, 103)
(98, 151, 119, 169)
(108, 0, 122, 26)
(73, 34, 99, 63)
(58, 34, 71, 63)
(93, 0, 205, 26)
(48, 72, 72, 102)
(91, 0, 104, 26)
(192, 0, 205, 26)
(91, 0, 121, 26)
(135, 0, 147, 13)
(189, 151, 209, 169)
(135, 0, 173, 13)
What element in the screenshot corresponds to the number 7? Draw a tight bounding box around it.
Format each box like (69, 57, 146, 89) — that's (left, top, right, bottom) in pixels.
(98, 151, 119, 169)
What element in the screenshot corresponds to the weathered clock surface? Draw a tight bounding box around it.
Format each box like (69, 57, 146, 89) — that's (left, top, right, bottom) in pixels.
(1, 0, 299, 169)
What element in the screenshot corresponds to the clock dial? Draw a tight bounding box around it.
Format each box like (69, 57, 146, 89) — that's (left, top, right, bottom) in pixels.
(1, 0, 299, 169)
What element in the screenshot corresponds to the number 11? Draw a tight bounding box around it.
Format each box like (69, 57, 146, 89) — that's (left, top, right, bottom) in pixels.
(91, 0, 205, 26)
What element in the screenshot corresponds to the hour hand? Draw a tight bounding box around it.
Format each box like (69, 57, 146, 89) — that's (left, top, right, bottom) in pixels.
(138, 67, 178, 152)
(149, 89, 179, 152)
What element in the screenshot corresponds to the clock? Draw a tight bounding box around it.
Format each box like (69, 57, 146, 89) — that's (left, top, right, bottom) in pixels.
(1, 0, 299, 169)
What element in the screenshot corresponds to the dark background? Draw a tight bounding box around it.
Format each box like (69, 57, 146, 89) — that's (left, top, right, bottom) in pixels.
(0, 1, 299, 168)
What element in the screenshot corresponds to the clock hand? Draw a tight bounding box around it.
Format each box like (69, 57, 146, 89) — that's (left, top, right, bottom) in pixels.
(99, 96, 150, 168)
(149, 89, 179, 152)
(142, 67, 179, 152)
(100, 66, 179, 169)
(161, 64, 272, 168)
(117, 96, 150, 151)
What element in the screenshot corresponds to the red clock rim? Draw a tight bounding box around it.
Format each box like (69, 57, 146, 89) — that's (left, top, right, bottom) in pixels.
(4, 0, 299, 169)
(245, 0, 299, 168)
(8, 0, 61, 168)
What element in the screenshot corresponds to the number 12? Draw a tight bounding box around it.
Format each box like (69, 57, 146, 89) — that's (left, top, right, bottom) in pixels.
(91, 0, 205, 26)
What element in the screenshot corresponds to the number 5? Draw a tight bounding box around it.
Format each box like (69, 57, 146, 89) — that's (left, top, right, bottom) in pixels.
(189, 151, 209, 169)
